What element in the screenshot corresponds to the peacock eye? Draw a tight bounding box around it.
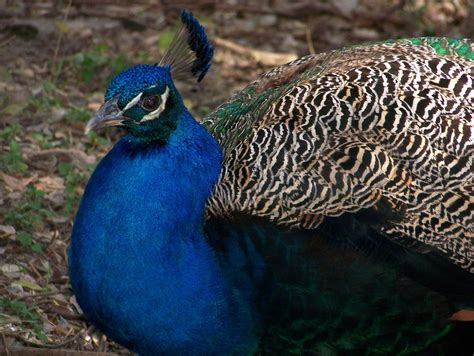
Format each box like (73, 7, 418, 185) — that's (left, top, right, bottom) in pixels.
(141, 95, 161, 111)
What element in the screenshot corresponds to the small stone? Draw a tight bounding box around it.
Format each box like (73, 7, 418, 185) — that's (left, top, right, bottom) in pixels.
(259, 15, 278, 27)
(8, 283, 24, 295)
(353, 28, 379, 41)
(335, 0, 359, 16)
(51, 107, 67, 121)
(43, 321, 55, 333)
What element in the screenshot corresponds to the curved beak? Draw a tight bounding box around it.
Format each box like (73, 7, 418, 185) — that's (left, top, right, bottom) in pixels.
(85, 95, 126, 134)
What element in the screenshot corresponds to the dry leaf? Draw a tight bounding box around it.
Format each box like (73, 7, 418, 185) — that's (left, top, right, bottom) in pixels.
(52, 293, 68, 303)
(14, 278, 43, 291)
(24, 148, 96, 170)
(45, 190, 65, 206)
(55, 20, 70, 33)
(1, 263, 21, 278)
(47, 215, 68, 224)
(35, 176, 65, 192)
(1, 173, 35, 192)
(70, 295, 83, 314)
(0, 225, 16, 237)
(87, 101, 102, 111)
(43, 320, 55, 333)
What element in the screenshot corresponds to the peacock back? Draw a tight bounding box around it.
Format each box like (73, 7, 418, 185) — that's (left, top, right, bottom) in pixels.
(205, 37, 473, 274)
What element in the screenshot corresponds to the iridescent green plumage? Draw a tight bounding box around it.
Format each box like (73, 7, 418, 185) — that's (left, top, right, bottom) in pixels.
(407, 37, 474, 59)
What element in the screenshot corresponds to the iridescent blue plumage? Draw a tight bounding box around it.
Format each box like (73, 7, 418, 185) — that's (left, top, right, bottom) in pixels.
(69, 11, 474, 356)
(69, 113, 263, 355)
(70, 12, 259, 355)
(105, 64, 171, 104)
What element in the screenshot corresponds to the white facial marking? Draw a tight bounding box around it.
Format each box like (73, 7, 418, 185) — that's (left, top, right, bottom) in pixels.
(140, 87, 170, 123)
(123, 92, 143, 112)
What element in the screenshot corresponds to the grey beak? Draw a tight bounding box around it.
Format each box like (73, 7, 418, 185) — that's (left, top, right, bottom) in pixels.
(85, 95, 125, 134)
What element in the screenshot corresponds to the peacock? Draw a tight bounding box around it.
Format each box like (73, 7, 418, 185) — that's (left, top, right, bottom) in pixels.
(68, 10, 474, 355)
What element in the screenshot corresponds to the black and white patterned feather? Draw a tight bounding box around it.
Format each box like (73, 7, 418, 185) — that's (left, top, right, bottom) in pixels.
(204, 38, 473, 272)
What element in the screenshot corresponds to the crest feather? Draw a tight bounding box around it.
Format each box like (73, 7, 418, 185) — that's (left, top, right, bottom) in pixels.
(159, 10, 214, 82)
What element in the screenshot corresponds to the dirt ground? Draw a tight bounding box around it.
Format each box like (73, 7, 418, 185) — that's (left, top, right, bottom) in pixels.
(0, 0, 472, 354)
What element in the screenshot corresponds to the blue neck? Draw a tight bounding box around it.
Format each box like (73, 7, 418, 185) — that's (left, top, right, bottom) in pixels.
(69, 112, 259, 355)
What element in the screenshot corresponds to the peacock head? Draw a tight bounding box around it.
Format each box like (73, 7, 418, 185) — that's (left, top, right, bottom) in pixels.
(85, 10, 213, 143)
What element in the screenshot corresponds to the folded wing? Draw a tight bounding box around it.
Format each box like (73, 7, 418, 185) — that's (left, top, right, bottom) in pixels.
(204, 38, 473, 272)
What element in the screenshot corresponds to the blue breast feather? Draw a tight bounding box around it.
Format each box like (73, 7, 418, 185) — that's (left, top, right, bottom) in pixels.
(69, 112, 260, 354)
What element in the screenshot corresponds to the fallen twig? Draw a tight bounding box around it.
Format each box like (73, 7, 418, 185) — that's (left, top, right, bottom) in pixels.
(305, 26, 315, 55)
(23, 148, 96, 171)
(214, 36, 297, 67)
(51, 0, 73, 82)
(0, 35, 15, 49)
(1, 333, 11, 356)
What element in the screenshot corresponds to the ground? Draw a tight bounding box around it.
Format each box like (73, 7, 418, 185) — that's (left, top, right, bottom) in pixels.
(0, 0, 472, 354)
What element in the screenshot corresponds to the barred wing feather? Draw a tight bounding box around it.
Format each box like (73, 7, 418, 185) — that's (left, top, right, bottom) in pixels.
(204, 38, 473, 272)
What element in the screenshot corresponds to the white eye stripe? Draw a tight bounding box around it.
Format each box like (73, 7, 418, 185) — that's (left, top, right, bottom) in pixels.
(140, 87, 170, 123)
(123, 92, 143, 112)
